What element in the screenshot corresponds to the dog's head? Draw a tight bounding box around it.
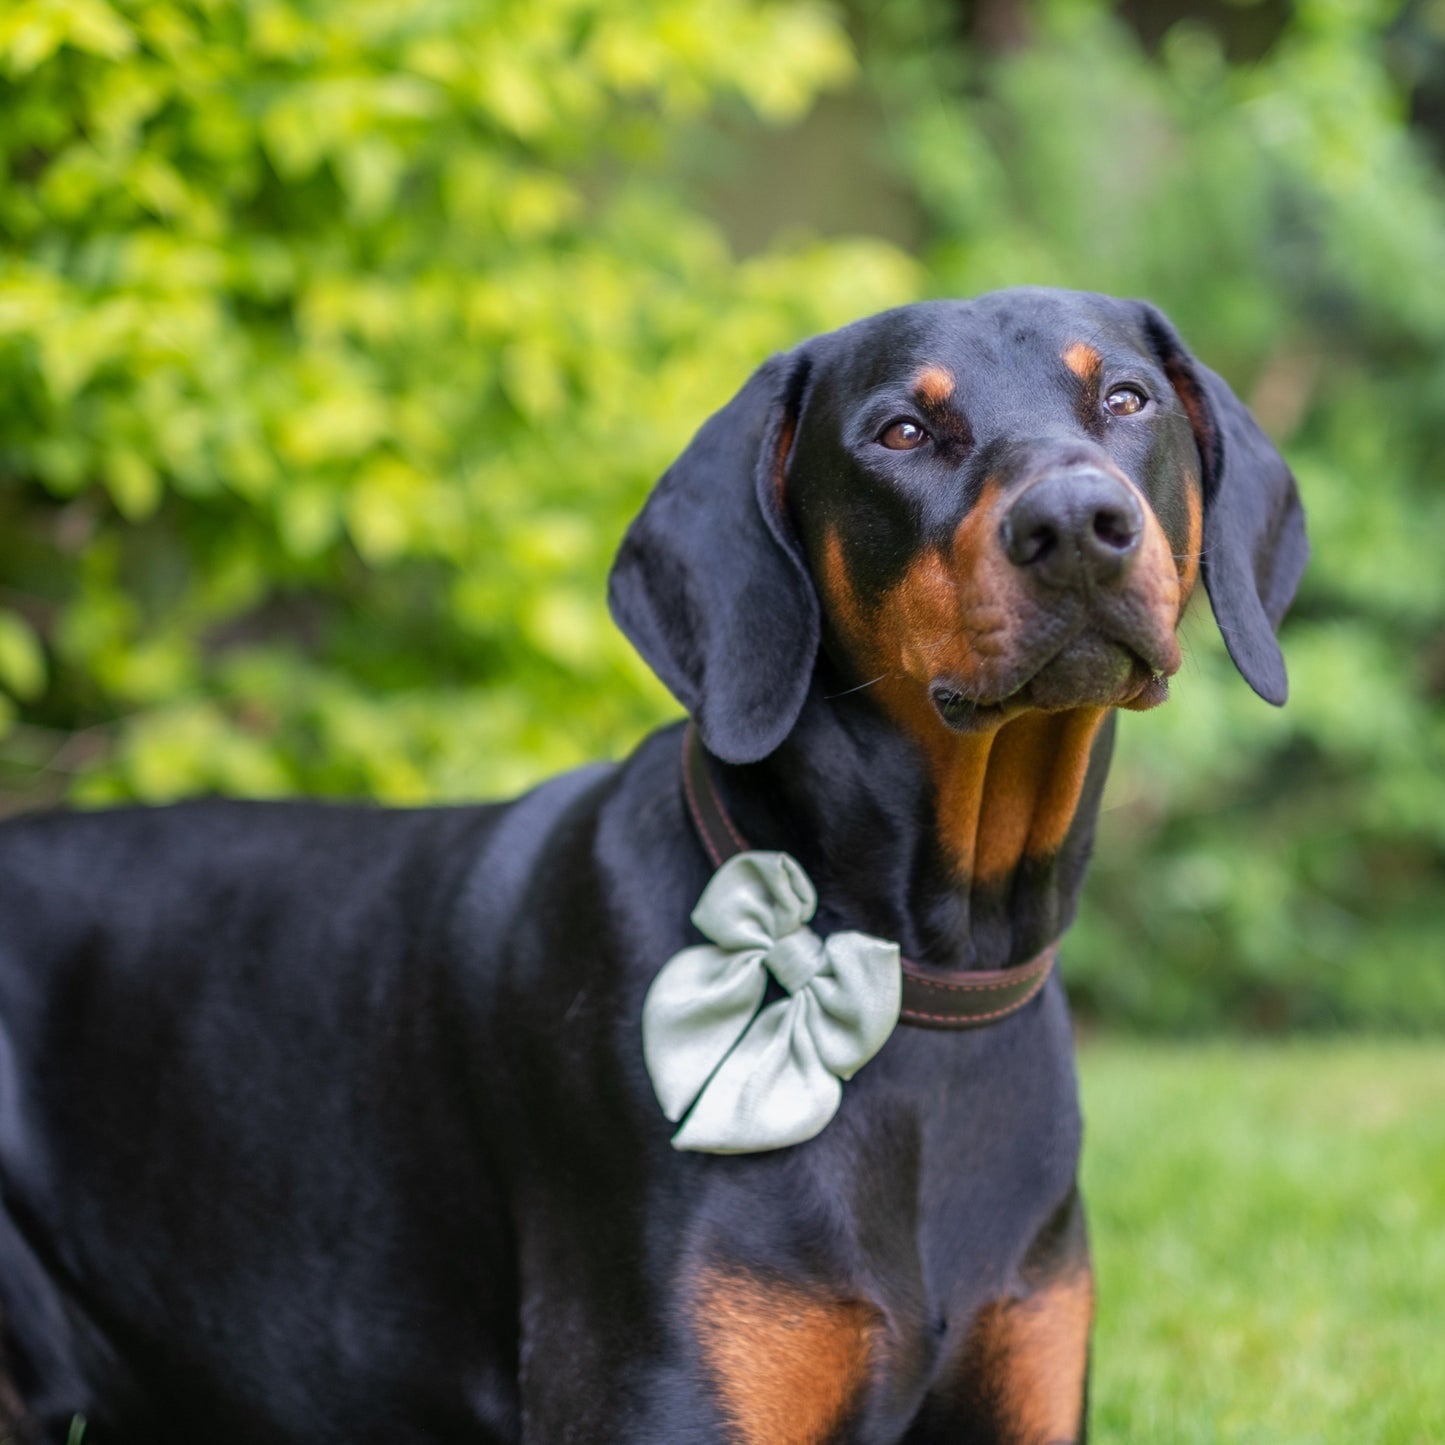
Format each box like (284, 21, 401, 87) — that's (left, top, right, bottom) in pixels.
(610, 289, 1307, 766)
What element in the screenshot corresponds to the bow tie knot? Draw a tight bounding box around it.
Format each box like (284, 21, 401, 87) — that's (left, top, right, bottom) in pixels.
(763, 927, 825, 994)
(642, 851, 901, 1154)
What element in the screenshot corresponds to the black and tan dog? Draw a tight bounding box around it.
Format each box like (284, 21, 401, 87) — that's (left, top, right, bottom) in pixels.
(0, 288, 1305, 1443)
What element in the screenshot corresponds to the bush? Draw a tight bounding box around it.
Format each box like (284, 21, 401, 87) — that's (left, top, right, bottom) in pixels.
(0, 0, 915, 804)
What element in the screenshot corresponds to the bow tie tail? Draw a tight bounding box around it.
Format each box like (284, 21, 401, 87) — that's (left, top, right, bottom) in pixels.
(641, 944, 768, 1123)
(668, 996, 844, 1154)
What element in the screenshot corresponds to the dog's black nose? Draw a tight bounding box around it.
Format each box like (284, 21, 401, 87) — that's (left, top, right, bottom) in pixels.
(1001, 470, 1143, 588)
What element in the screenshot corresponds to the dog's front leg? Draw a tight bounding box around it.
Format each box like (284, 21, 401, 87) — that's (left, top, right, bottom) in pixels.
(906, 1187, 1094, 1445)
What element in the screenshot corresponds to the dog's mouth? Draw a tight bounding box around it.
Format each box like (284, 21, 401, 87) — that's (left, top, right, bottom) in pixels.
(930, 632, 1178, 732)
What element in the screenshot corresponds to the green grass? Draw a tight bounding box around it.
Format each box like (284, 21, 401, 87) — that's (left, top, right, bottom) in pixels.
(1079, 1041, 1445, 1444)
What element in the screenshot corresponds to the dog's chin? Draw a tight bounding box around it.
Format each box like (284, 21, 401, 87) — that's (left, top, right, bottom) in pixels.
(931, 634, 1176, 730)
(1019, 636, 1166, 711)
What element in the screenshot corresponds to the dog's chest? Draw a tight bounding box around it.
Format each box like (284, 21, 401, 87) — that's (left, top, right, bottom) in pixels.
(674, 1017, 1084, 1443)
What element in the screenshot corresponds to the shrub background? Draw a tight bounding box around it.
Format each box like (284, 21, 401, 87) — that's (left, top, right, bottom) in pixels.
(2, 0, 1441, 1031)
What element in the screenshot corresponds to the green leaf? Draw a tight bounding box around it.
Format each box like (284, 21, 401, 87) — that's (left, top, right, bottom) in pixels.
(0, 611, 47, 701)
(104, 449, 162, 521)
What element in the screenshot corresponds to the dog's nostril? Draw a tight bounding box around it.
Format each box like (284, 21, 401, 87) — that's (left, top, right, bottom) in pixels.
(1015, 522, 1058, 567)
(1092, 505, 1139, 553)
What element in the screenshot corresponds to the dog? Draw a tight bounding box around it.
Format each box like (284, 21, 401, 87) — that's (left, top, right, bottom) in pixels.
(0, 287, 1306, 1443)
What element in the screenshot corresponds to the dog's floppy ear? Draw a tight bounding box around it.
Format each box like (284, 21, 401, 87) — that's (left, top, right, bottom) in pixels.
(1137, 304, 1308, 705)
(608, 349, 819, 763)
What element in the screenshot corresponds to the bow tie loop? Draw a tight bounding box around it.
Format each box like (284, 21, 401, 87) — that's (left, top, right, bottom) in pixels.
(689, 850, 816, 953)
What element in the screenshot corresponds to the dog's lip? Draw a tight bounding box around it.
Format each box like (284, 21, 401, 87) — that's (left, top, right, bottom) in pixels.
(1121, 669, 1172, 711)
(928, 677, 1037, 732)
(1115, 652, 1173, 710)
(1132, 629, 1183, 680)
(928, 684, 1014, 732)
(929, 639, 1179, 729)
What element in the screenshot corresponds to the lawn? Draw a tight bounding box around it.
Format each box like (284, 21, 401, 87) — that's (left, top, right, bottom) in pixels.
(1079, 1041, 1445, 1444)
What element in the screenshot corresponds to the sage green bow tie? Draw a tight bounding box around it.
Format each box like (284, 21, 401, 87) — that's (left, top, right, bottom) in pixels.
(641, 851, 901, 1154)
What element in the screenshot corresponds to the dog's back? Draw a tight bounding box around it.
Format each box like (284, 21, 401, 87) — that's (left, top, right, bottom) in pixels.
(0, 778, 607, 1441)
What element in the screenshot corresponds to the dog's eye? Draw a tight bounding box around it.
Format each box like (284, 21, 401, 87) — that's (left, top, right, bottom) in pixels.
(878, 419, 930, 451)
(1104, 386, 1147, 417)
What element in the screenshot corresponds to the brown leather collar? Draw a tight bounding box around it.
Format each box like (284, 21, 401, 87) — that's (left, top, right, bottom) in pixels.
(680, 724, 1057, 1031)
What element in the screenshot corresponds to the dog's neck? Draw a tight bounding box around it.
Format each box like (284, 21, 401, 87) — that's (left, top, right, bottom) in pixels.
(707, 665, 1116, 972)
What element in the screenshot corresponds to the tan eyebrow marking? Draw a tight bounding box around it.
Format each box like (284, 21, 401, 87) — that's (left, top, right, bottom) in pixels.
(913, 365, 955, 404)
(1061, 342, 1103, 382)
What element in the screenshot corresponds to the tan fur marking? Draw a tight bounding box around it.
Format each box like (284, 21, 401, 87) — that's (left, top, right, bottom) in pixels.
(1161, 350, 1211, 457)
(1060, 342, 1102, 382)
(914, 365, 955, 405)
(1025, 707, 1106, 858)
(1177, 481, 1203, 601)
(973, 713, 1053, 882)
(694, 1267, 878, 1445)
(966, 1270, 1094, 1444)
(820, 526, 866, 645)
(875, 480, 1017, 696)
(930, 731, 996, 880)
(972, 709, 1105, 881)
(1119, 474, 1185, 670)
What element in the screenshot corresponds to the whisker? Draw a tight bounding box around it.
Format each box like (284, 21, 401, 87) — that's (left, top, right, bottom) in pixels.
(823, 672, 890, 700)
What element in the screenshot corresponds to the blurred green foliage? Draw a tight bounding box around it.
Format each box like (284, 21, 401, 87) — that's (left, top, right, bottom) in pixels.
(1, 0, 1441, 1029)
(0, 0, 915, 801)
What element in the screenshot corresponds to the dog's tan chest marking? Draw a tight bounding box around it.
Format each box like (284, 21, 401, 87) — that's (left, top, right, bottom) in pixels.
(957, 1268, 1094, 1444)
(694, 1266, 879, 1445)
